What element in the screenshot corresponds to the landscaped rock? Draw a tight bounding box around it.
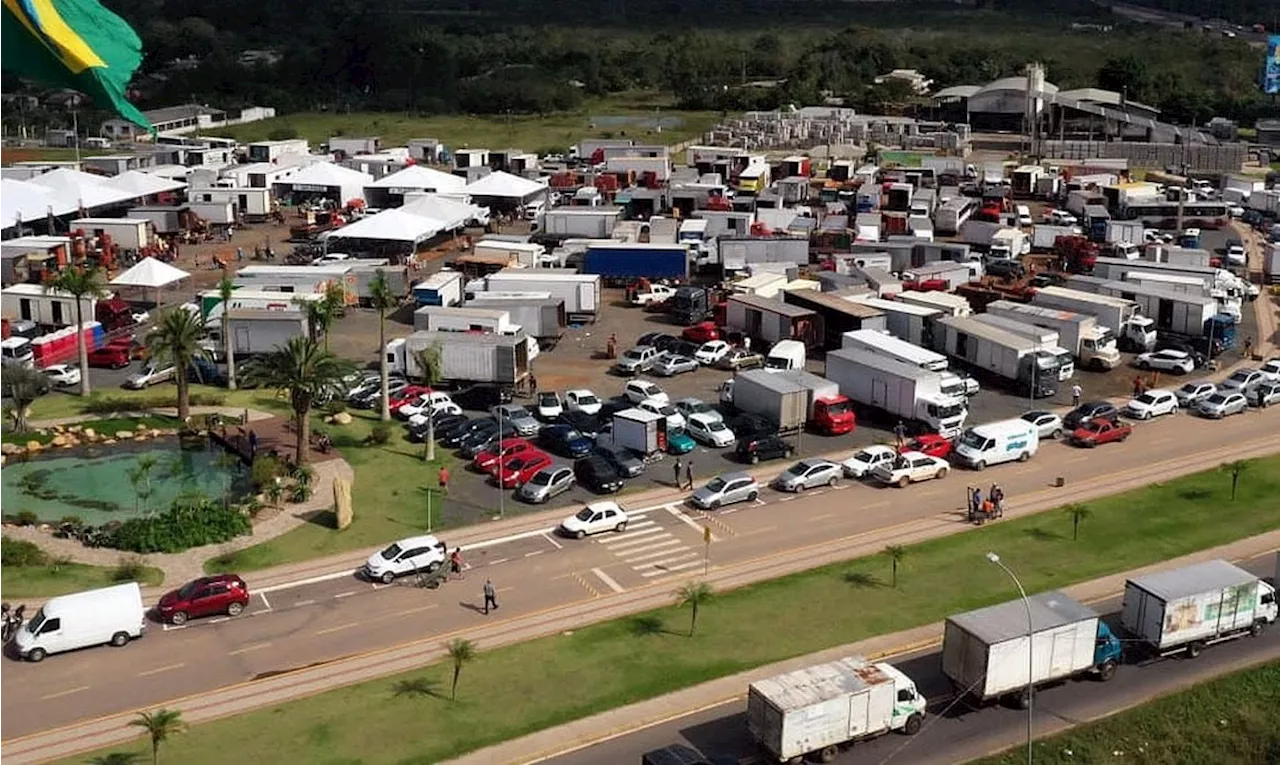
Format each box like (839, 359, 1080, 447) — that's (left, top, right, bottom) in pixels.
(50, 435, 69, 447)
(115, 430, 134, 439)
(83, 428, 97, 441)
(149, 429, 162, 438)
(331, 412, 353, 425)
(26, 440, 42, 451)
(1, 442, 21, 455)
(103, 438, 117, 445)
(67, 425, 83, 434)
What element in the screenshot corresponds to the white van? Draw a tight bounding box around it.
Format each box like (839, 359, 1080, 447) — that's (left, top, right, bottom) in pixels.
(953, 418, 1039, 471)
(764, 340, 806, 372)
(14, 582, 146, 662)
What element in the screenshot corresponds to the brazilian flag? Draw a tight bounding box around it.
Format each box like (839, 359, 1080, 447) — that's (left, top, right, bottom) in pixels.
(1, 0, 153, 131)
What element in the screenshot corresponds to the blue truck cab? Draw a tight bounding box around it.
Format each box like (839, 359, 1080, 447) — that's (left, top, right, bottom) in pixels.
(1093, 621, 1122, 674)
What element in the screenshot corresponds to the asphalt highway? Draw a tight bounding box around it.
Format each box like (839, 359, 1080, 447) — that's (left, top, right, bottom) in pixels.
(543, 555, 1280, 765)
(3, 408, 1278, 746)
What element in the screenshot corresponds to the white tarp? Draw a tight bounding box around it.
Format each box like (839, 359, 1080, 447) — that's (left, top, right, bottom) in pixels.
(324, 208, 445, 243)
(367, 165, 465, 193)
(464, 170, 546, 199)
(399, 195, 477, 230)
(102, 170, 187, 196)
(109, 257, 191, 288)
(13, 168, 139, 214)
(1, 178, 78, 225)
(281, 162, 373, 202)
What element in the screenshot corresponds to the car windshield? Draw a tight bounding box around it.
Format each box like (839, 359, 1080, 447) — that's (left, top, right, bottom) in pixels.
(959, 431, 991, 450)
(538, 393, 559, 406)
(785, 463, 810, 476)
(380, 543, 403, 560)
(705, 477, 727, 492)
(706, 420, 727, 431)
(623, 350, 643, 361)
(530, 471, 553, 486)
(576, 395, 598, 405)
(1206, 394, 1227, 404)
(1178, 384, 1201, 394)
(852, 450, 877, 463)
(1229, 372, 1250, 383)
(574, 507, 594, 521)
(1135, 393, 1157, 405)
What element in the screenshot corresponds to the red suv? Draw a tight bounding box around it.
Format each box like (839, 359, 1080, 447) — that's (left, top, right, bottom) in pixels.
(156, 574, 250, 625)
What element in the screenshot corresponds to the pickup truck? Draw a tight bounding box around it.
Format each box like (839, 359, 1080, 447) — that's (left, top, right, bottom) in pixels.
(1069, 418, 1132, 448)
(629, 284, 676, 306)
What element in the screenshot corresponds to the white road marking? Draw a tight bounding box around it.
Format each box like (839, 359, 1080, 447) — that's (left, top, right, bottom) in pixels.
(524, 550, 544, 557)
(810, 512, 834, 521)
(257, 570, 353, 594)
(462, 526, 561, 551)
(641, 559, 705, 577)
(488, 558, 510, 566)
(591, 568, 625, 593)
(831, 484, 850, 490)
(616, 541, 686, 561)
(294, 599, 315, 607)
(138, 663, 185, 677)
(258, 592, 272, 610)
(228, 642, 272, 655)
(596, 527, 667, 546)
(779, 496, 797, 503)
(666, 503, 717, 540)
(334, 591, 357, 599)
(41, 686, 89, 700)
(161, 623, 186, 632)
(315, 621, 359, 636)
(208, 617, 229, 624)
(541, 532, 563, 549)
(632, 551, 700, 570)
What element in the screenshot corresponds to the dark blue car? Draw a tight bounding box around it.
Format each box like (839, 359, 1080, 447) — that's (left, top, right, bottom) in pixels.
(539, 424, 593, 458)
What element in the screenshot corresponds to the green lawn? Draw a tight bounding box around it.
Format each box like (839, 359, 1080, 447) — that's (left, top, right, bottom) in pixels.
(66, 456, 1280, 765)
(206, 93, 719, 152)
(975, 661, 1280, 765)
(2, 414, 179, 446)
(1, 559, 164, 600)
(24, 385, 289, 423)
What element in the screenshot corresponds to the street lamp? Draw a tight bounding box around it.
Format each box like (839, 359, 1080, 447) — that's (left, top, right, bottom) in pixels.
(986, 551, 1034, 765)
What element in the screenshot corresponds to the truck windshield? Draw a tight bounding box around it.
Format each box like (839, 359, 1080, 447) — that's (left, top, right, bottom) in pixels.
(27, 608, 46, 634)
(958, 431, 992, 451)
(930, 402, 965, 419)
(824, 400, 852, 416)
(764, 356, 790, 370)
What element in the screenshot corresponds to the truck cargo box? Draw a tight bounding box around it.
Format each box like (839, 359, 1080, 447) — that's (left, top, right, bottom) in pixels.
(1121, 560, 1277, 653)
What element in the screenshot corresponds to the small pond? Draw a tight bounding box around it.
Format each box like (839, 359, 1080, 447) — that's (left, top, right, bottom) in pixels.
(2, 437, 251, 524)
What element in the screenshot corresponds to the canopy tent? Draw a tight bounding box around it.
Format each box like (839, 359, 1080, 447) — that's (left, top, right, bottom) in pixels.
(109, 256, 191, 288)
(324, 208, 446, 244)
(102, 170, 187, 196)
(278, 162, 373, 203)
(25, 168, 140, 210)
(464, 170, 546, 200)
(1, 178, 79, 226)
(367, 165, 466, 193)
(399, 195, 480, 231)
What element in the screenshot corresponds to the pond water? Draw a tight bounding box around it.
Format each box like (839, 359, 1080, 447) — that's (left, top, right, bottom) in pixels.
(1, 438, 250, 524)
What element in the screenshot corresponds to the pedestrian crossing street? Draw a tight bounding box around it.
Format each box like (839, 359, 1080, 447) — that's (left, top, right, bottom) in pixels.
(593, 506, 703, 579)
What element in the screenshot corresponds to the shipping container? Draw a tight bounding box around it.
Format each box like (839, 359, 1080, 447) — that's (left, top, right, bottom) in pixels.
(582, 243, 689, 281)
(475, 269, 601, 320)
(386, 330, 530, 385)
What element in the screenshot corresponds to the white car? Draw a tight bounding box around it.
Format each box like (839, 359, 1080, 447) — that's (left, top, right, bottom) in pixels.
(625, 379, 667, 405)
(637, 398, 685, 429)
(841, 445, 898, 479)
(1019, 410, 1064, 440)
(1124, 388, 1178, 420)
(1135, 349, 1195, 375)
(870, 451, 950, 488)
(398, 391, 459, 421)
(565, 389, 602, 415)
(1258, 358, 1280, 384)
(559, 501, 629, 539)
(42, 364, 81, 387)
(1044, 209, 1077, 226)
(1225, 241, 1246, 267)
(535, 391, 564, 420)
(362, 535, 447, 584)
(694, 340, 730, 366)
(686, 413, 736, 447)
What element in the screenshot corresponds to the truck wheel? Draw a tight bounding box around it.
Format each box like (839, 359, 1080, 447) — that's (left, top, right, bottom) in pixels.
(1250, 620, 1266, 637)
(1015, 689, 1031, 710)
(1018, 451, 1030, 462)
(26, 648, 46, 663)
(1097, 660, 1118, 682)
(1186, 641, 1204, 658)
(973, 460, 986, 471)
(110, 631, 130, 647)
(819, 745, 839, 763)
(897, 476, 910, 488)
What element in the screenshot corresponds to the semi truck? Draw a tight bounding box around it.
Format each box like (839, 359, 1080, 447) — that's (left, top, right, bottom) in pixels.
(385, 330, 530, 386)
(983, 300, 1121, 370)
(989, 228, 1029, 260)
(839, 329, 973, 401)
(1098, 256, 1255, 302)
(668, 285, 715, 325)
(746, 657, 927, 765)
(1121, 559, 1277, 659)
(970, 313, 1075, 380)
(825, 347, 968, 437)
(942, 591, 1122, 707)
(582, 243, 689, 282)
(930, 316, 1060, 398)
(730, 369, 854, 436)
(1097, 281, 1235, 345)
(1030, 286, 1156, 352)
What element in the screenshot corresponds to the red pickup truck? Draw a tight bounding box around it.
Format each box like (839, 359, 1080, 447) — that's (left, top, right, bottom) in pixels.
(1069, 418, 1132, 448)
(87, 340, 133, 369)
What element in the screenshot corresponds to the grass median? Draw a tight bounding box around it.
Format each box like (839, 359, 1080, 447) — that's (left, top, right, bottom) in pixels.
(1, 539, 163, 600)
(64, 455, 1280, 765)
(975, 660, 1280, 765)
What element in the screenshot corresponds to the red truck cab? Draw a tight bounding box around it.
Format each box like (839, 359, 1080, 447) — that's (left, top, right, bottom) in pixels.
(811, 395, 855, 435)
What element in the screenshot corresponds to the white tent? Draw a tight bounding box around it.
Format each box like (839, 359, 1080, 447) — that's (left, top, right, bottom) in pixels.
(102, 170, 187, 196)
(280, 162, 373, 203)
(1, 178, 78, 226)
(367, 165, 465, 193)
(324, 208, 446, 244)
(399, 195, 478, 230)
(110, 257, 191, 288)
(464, 171, 546, 200)
(26, 168, 139, 210)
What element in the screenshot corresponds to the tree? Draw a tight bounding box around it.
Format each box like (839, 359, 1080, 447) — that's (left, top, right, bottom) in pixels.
(46, 265, 107, 396)
(127, 454, 159, 515)
(883, 544, 906, 588)
(243, 337, 353, 466)
(89, 753, 143, 765)
(1220, 460, 1247, 501)
(297, 283, 345, 351)
(1064, 503, 1091, 541)
(414, 343, 444, 462)
(675, 581, 713, 636)
(1096, 54, 1151, 104)
(1, 364, 49, 432)
(127, 708, 185, 765)
(367, 270, 398, 422)
(445, 637, 475, 701)
(145, 308, 208, 423)
(216, 274, 238, 390)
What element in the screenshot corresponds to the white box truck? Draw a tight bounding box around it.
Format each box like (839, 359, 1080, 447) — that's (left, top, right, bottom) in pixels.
(746, 657, 927, 764)
(838, 329, 973, 401)
(386, 330, 530, 386)
(984, 300, 1121, 371)
(1030, 224, 1080, 252)
(942, 591, 1122, 706)
(1097, 281, 1223, 339)
(971, 313, 1074, 380)
(825, 347, 968, 437)
(1265, 243, 1280, 285)
(475, 268, 600, 320)
(896, 290, 972, 317)
(13, 582, 146, 662)
(845, 296, 942, 347)
(1105, 220, 1145, 246)
(1030, 286, 1156, 352)
(609, 408, 665, 456)
(1121, 559, 1278, 659)
(931, 316, 1060, 398)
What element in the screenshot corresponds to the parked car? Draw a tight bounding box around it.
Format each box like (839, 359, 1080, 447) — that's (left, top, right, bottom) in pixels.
(615, 346, 662, 375)
(87, 342, 132, 369)
(773, 459, 841, 492)
(539, 424, 593, 458)
(460, 420, 518, 457)
(1124, 389, 1178, 420)
(694, 340, 731, 366)
(1019, 410, 1064, 440)
(593, 444, 643, 478)
(473, 437, 533, 472)
(387, 385, 433, 415)
(1135, 349, 1195, 375)
(408, 413, 467, 442)
(675, 397, 721, 422)
(564, 389, 602, 415)
(1220, 368, 1265, 394)
(625, 379, 668, 405)
(517, 465, 577, 503)
(1063, 401, 1119, 431)
(727, 412, 777, 441)
(42, 364, 81, 388)
(637, 398, 686, 429)
(1195, 391, 1248, 418)
(559, 410, 603, 438)
(1174, 381, 1217, 408)
(493, 404, 541, 437)
(1248, 382, 1280, 407)
(1070, 418, 1133, 447)
(682, 322, 720, 344)
(691, 472, 760, 510)
(716, 348, 765, 371)
(900, 434, 953, 460)
(575, 454, 626, 493)
(637, 332, 679, 352)
(686, 413, 736, 447)
(870, 452, 950, 488)
(652, 354, 700, 377)
(630, 285, 675, 306)
(399, 391, 460, 421)
(155, 574, 250, 625)
(1153, 337, 1205, 368)
(666, 428, 697, 454)
(123, 361, 175, 390)
(559, 501, 628, 538)
(351, 378, 410, 408)
(440, 417, 496, 448)
(984, 259, 1026, 280)
(841, 445, 897, 479)
(1258, 358, 1280, 384)
(535, 391, 564, 420)
(494, 450, 554, 488)
(735, 434, 792, 464)
(362, 535, 447, 584)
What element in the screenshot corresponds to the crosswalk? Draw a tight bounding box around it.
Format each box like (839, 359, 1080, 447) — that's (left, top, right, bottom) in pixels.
(594, 508, 703, 578)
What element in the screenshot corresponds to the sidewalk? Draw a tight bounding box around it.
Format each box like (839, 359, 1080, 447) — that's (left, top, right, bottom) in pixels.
(445, 530, 1280, 765)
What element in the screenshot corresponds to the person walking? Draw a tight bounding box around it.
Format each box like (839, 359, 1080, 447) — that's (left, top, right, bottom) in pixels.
(1071, 383, 1082, 408)
(248, 430, 259, 460)
(438, 465, 450, 496)
(893, 420, 907, 450)
(685, 459, 694, 490)
(482, 579, 498, 614)
(450, 548, 465, 579)
(970, 486, 983, 519)
(742, 335, 751, 352)
(672, 457, 683, 488)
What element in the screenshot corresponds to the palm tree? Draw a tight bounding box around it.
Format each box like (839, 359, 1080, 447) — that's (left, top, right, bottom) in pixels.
(145, 308, 208, 423)
(1220, 460, 1247, 501)
(1, 364, 49, 432)
(1065, 503, 1092, 541)
(47, 265, 107, 396)
(367, 270, 398, 422)
(127, 708, 185, 765)
(883, 545, 906, 588)
(216, 274, 238, 390)
(414, 343, 444, 462)
(243, 337, 353, 466)
(675, 581, 713, 636)
(445, 637, 476, 701)
(127, 454, 159, 515)
(89, 753, 143, 765)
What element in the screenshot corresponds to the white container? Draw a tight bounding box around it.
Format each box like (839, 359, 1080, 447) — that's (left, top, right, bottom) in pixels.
(825, 347, 966, 437)
(14, 583, 146, 662)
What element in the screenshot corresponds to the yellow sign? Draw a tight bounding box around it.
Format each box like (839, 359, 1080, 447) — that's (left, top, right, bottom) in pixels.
(703, 525, 712, 544)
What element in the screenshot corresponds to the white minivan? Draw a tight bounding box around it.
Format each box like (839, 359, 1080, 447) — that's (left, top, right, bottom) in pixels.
(953, 418, 1039, 471)
(14, 582, 146, 662)
(764, 340, 806, 372)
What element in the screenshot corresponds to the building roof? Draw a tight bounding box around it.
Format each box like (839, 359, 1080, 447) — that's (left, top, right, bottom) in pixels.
(368, 165, 466, 192)
(101, 170, 187, 196)
(284, 162, 373, 189)
(143, 104, 225, 124)
(728, 292, 815, 318)
(948, 591, 1096, 644)
(975, 77, 1059, 96)
(323, 208, 446, 244)
(1056, 88, 1159, 114)
(399, 195, 480, 230)
(464, 171, 547, 199)
(933, 85, 982, 100)
(1127, 560, 1256, 601)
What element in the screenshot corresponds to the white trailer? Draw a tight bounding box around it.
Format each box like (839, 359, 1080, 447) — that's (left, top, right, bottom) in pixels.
(896, 290, 972, 317)
(69, 218, 151, 250)
(234, 265, 356, 303)
(1121, 559, 1278, 658)
(1106, 220, 1145, 246)
(983, 300, 1121, 371)
(1123, 271, 1207, 295)
(747, 658, 927, 764)
(198, 288, 320, 323)
(473, 240, 546, 269)
(942, 591, 1121, 705)
(465, 297, 566, 342)
(413, 306, 517, 334)
(412, 270, 464, 307)
(1265, 243, 1280, 285)
(188, 186, 273, 221)
(731, 369, 810, 434)
(1, 284, 96, 327)
(1030, 225, 1079, 251)
(206, 310, 308, 357)
(1097, 281, 1218, 338)
(899, 262, 970, 290)
(959, 220, 1007, 248)
(386, 330, 530, 385)
(189, 200, 237, 226)
(1030, 286, 1155, 351)
(1141, 246, 1212, 269)
(825, 347, 967, 437)
(845, 297, 942, 347)
(474, 268, 600, 320)
(538, 208, 623, 238)
(838, 329, 972, 401)
(931, 316, 1059, 398)
(971, 314, 1075, 380)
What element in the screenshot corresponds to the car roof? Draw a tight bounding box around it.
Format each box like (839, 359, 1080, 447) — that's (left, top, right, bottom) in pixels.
(858, 444, 897, 454)
(1022, 410, 1054, 419)
(585, 500, 622, 512)
(394, 534, 440, 547)
(717, 471, 752, 482)
(896, 450, 932, 460)
(689, 412, 720, 423)
(567, 388, 594, 396)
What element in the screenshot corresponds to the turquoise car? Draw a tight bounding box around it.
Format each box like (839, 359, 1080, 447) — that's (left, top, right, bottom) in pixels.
(666, 428, 696, 454)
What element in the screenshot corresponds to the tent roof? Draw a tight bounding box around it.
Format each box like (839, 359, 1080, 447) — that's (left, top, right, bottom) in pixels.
(368, 164, 466, 192)
(464, 170, 546, 199)
(102, 170, 187, 196)
(284, 162, 373, 188)
(109, 256, 191, 288)
(1, 178, 78, 225)
(399, 195, 477, 230)
(25, 168, 139, 210)
(324, 208, 445, 243)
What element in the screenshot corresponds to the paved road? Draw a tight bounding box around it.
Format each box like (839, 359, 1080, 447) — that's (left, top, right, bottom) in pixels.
(543, 555, 1280, 765)
(1101, 1, 1271, 47)
(3, 407, 1277, 749)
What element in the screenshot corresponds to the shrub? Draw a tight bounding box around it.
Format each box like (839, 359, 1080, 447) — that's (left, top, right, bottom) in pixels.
(104, 499, 252, 554)
(14, 510, 39, 527)
(323, 400, 348, 416)
(368, 422, 393, 445)
(1, 537, 49, 567)
(289, 483, 313, 503)
(267, 126, 299, 141)
(250, 454, 281, 489)
(58, 515, 84, 528)
(112, 555, 149, 582)
(81, 393, 227, 415)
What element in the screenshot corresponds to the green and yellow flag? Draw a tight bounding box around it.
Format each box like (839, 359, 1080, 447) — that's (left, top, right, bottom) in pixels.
(1, 0, 152, 131)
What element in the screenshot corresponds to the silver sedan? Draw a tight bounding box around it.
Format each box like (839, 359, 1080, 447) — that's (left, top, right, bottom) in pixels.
(652, 354, 700, 377)
(691, 472, 761, 510)
(1195, 392, 1248, 419)
(772, 459, 841, 492)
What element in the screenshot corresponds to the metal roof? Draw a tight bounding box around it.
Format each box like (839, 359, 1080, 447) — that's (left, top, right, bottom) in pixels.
(933, 85, 982, 100)
(784, 289, 884, 318)
(975, 77, 1059, 96)
(728, 293, 815, 318)
(1128, 560, 1256, 602)
(937, 315, 1038, 351)
(735, 369, 806, 394)
(948, 591, 1096, 644)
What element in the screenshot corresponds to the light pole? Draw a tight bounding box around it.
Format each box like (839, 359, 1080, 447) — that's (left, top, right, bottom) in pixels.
(986, 551, 1034, 765)
(496, 407, 505, 519)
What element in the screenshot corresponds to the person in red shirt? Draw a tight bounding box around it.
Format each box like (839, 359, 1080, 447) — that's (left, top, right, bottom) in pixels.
(438, 466, 450, 495)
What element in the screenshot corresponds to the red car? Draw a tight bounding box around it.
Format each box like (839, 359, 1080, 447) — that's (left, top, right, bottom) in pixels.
(88, 341, 132, 369)
(496, 451, 554, 488)
(899, 434, 953, 460)
(474, 438, 533, 472)
(388, 385, 432, 416)
(155, 574, 250, 625)
(682, 321, 720, 344)
(1069, 418, 1132, 448)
